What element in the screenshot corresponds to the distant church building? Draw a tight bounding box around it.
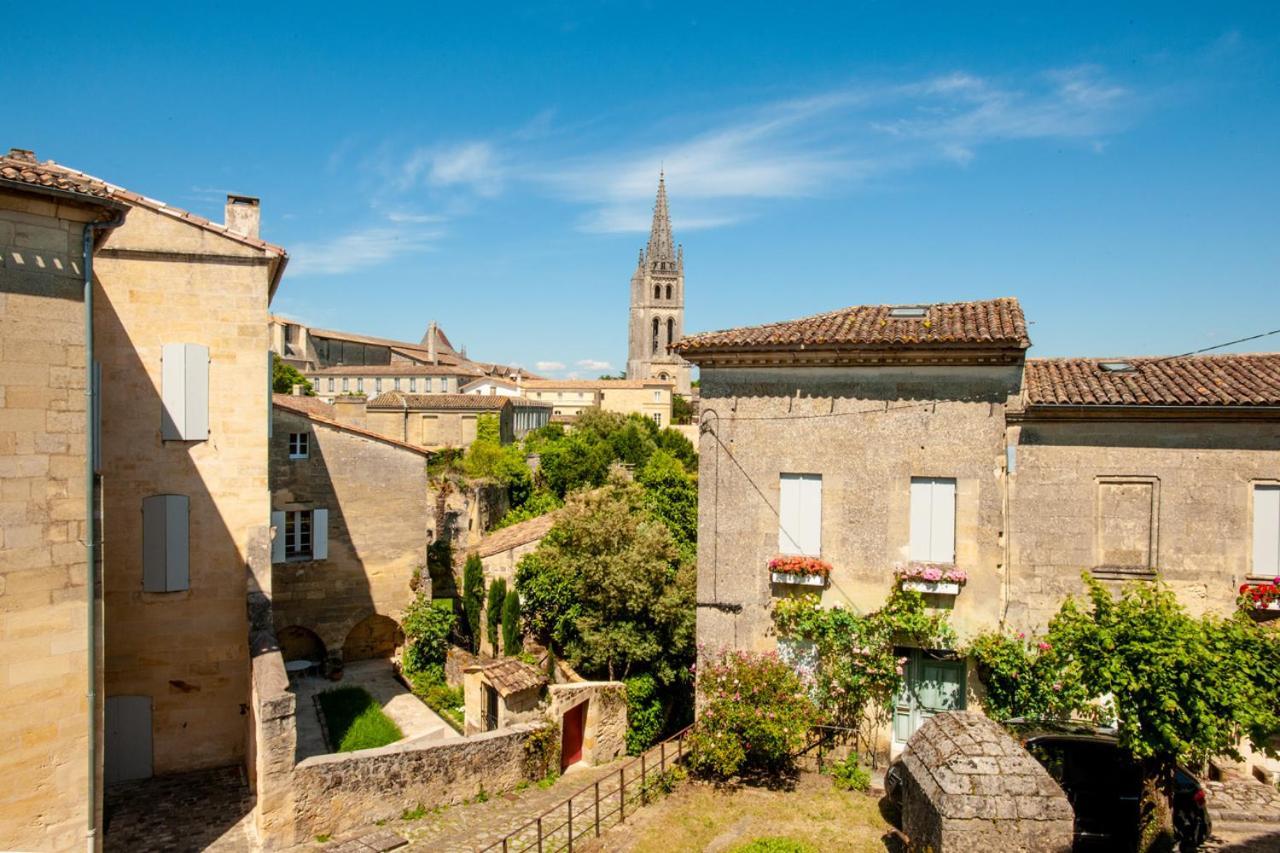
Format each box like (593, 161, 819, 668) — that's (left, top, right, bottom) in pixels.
(627, 173, 693, 395)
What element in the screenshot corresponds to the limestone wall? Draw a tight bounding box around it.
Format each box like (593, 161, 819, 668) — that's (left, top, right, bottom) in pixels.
(695, 364, 1021, 656)
(270, 407, 430, 658)
(290, 724, 539, 840)
(547, 682, 628, 766)
(0, 188, 101, 851)
(1006, 418, 1280, 631)
(95, 202, 275, 777)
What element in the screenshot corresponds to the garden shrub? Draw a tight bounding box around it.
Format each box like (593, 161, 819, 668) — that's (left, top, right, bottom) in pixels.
(687, 649, 822, 780)
(965, 629, 1090, 722)
(625, 672, 665, 755)
(827, 752, 871, 792)
(400, 594, 454, 673)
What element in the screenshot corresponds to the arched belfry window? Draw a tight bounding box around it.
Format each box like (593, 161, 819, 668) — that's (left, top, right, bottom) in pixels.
(665, 284, 672, 300)
(654, 284, 661, 299)
(666, 318, 674, 351)
(652, 318, 660, 354)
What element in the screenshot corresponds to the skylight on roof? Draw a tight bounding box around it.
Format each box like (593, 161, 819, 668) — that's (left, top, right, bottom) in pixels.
(888, 305, 928, 319)
(1099, 361, 1136, 373)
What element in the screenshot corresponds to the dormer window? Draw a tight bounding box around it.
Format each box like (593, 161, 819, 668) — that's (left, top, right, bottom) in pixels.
(1099, 361, 1136, 373)
(888, 305, 928, 319)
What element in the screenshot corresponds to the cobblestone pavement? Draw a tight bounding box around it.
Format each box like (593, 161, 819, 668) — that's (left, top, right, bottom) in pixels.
(1202, 777, 1280, 852)
(104, 765, 254, 852)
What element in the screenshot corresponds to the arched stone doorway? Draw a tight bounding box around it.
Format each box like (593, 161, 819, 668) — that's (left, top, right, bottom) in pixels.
(342, 614, 404, 662)
(278, 625, 326, 663)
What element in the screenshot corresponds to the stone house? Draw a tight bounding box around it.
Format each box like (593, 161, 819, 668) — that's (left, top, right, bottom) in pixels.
(1, 149, 287, 847)
(0, 150, 127, 852)
(454, 511, 558, 587)
(676, 297, 1280, 766)
(269, 394, 433, 669)
(365, 391, 527, 448)
(518, 378, 674, 427)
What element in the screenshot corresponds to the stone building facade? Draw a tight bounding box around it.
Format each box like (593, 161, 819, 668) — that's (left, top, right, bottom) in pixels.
(365, 391, 525, 448)
(0, 151, 125, 852)
(519, 378, 674, 427)
(270, 395, 432, 666)
(677, 298, 1280, 765)
(627, 174, 692, 395)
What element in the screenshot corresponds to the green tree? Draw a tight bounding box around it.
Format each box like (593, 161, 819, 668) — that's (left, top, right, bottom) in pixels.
(636, 449, 698, 562)
(515, 480, 695, 684)
(272, 354, 314, 395)
(655, 427, 697, 473)
(401, 593, 455, 674)
(462, 553, 485, 654)
(502, 588, 521, 656)
(486, 577, 507, 654)
(536, 432, 613, 497)
(494, 489, 563, 529)
(464, 414, 533, 510)
(671, 394, 693, 425)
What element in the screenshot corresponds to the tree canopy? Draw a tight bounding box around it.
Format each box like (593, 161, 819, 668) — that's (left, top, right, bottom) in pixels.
(272, 355, 314, 395)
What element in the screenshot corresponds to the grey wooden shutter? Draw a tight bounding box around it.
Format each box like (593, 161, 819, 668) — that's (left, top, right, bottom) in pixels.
(312, 509, 329, 560)
(161, 343, 209, 440)
(271, 511, 286, 563)
(142, 495, 189, 591)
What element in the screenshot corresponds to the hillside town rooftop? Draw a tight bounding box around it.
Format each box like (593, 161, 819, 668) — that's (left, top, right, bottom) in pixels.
(367, 392, 517, 411)
(1025, 354, 1280, 408)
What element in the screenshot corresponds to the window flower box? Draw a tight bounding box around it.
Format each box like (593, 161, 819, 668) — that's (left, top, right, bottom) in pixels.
(895, 562, 967, 596)
(769, 555, 832, 588)
(1239, 580, 1280, 611)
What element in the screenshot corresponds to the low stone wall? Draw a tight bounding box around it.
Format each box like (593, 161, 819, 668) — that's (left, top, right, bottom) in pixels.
(445, 645, 479, 688)
(899, 712, 1072, 853)
(291, 724, 539, 839)
(548, 682, 628, 766)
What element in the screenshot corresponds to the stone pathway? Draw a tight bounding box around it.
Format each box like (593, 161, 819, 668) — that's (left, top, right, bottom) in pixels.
(1203, 777, 1280, 852)
(103, 764, 253, 853)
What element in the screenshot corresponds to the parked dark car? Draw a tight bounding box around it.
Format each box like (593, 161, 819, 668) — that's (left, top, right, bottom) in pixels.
(1006, 719, 1211, 852)
(883, 720, 1211, 852)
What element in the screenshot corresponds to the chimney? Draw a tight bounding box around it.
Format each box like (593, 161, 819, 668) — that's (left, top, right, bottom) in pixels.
(291, 384, 304, 396)
(225, 194, 260, 239)
(428, 321, 438, 365)
(7, 148, 36, 163)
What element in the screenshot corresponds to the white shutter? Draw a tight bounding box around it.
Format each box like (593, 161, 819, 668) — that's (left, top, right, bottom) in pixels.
(161, 343, 209, 440)
(931, 479, 956, 564)
(271, 510, 286, 563)
(778, 474, 803, 554)
(909, 479, 933, 561)
(142, 495, 188, 591)
(799, 475, 822, 556)
(1255, 485, 1280, 576)
(312, 509, 329, 560)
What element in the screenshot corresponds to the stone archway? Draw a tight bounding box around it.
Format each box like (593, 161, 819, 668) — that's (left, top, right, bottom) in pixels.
(342, 614, 404, 662)
(278, 625, 326, 663)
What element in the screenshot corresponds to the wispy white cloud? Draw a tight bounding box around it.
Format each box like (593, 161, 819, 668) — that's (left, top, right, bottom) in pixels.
(576, 359, 611, 371)
(535, 360, 566, 372)
(401, 141, 504, 197)
(288, 220, 443, 277)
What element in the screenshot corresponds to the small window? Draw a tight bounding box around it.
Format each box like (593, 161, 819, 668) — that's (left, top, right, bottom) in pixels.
(665, 284, 672, 299)
(910, 477, 956, 563)
(394, 377, 401, 390)
(654, 284, 661, 299)
(328, 377, 335, 392)
(288, 432, 309, 459)
(357, 378, 364, 393)
(375, 378, 383, 393)
(161, 343, 209, 441)
(653, 390, 661, 402)
(652, 412, 662, 426)
(142, 495, 189, 592)
(1254, 484, 1280, 577)
(888, 305, 928, 319)
(1099, 361, 1136, 373)
(409, 377, 417, 392)
(779, 473, 822, 556)
(342, 378, 350, 392)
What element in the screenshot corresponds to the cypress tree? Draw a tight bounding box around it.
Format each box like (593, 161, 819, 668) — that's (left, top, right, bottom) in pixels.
(462, 553, 485, 654)
(486, 578, 507, 655)
(502, 588, 521, 656)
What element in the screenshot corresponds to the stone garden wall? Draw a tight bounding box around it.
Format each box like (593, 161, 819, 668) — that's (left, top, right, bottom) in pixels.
(899, 712, 1072, 853)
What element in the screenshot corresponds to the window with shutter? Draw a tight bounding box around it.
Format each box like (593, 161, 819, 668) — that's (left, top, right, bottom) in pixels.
(288, 433, 309, 459)
(161, 343, 209, 440)
(779, 473, 822, 556)
(1254, 484, 1280, 577)
(909, 477, 956, 563)
(271, 510, 286, 563)
(142, 495, 189, 591)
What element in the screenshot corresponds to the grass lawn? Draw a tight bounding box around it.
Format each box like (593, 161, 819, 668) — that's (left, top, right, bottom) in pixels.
(583, 771, 891, 853)
(318, 686, 404, 752)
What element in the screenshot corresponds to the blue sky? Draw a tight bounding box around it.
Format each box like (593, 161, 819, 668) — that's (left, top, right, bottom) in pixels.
(6, 3, 1278, 376)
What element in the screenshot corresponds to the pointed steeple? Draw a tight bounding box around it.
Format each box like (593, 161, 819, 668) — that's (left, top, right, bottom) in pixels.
(646, 171, 675, 269)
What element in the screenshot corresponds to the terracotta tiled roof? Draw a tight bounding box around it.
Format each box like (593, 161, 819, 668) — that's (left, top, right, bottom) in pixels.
(271, 394, 431, 456)
(271, 393, 337, 418)
(466, 658, 546, 697)
(521, 378, 673, 391)
(459, 513, 559, 562)
(1, 149, 118, 204)
(1024, 354, 1280, 408)
(1, 150, 286, 257)
(367, 392, 512, 411)
(307, 364, 471, 377)
(674, 298, 1031, 355)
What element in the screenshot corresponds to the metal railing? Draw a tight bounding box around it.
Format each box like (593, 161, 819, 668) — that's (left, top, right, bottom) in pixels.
(481, 725, 693, 853)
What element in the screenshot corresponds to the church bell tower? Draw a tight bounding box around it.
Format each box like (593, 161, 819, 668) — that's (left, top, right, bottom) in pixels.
(627, 172, 692, 395)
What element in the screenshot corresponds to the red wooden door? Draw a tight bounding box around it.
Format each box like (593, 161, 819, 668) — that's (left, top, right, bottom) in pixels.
(561, 700, 587, 771)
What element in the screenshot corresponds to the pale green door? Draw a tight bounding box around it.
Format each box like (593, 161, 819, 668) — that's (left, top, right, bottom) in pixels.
(893, 651, 965, 746)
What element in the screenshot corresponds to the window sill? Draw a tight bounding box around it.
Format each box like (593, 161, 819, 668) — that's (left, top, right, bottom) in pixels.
(288, 454, 308, 460)
(285, 554, 316, 563)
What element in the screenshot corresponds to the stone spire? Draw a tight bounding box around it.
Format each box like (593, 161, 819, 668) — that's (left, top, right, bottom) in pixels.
(646, 171, 675, 268)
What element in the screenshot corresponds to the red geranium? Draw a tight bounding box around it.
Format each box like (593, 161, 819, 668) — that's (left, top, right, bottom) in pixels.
(1239, 579, 1280, 610)
(768, 555, 833, 579)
